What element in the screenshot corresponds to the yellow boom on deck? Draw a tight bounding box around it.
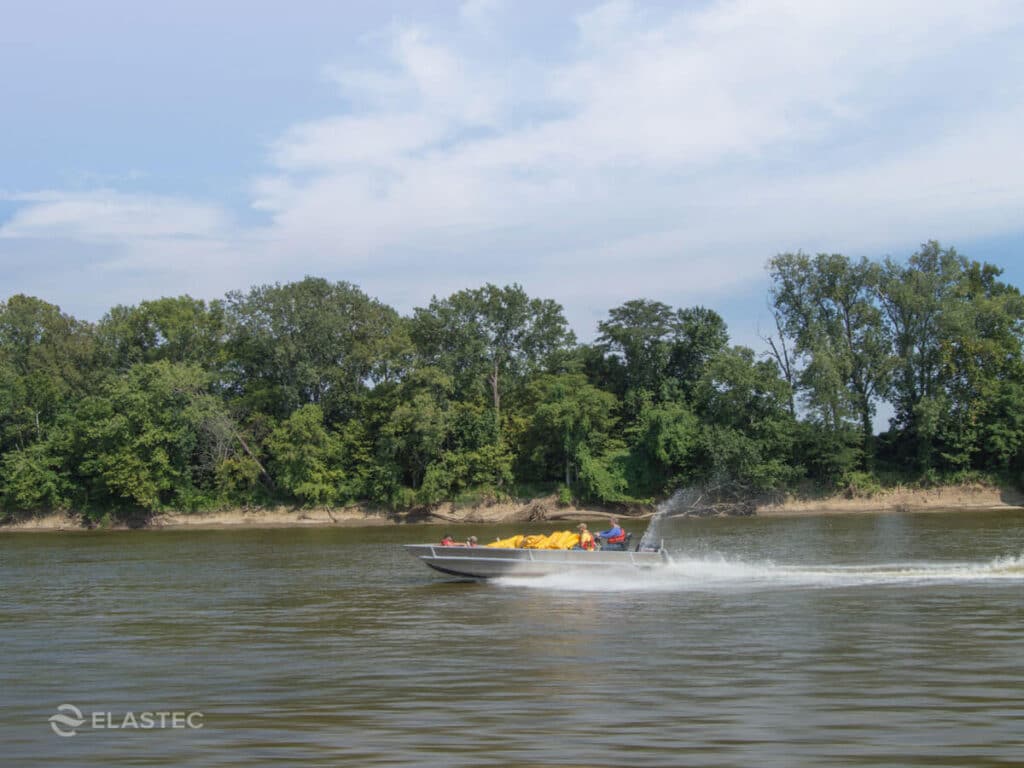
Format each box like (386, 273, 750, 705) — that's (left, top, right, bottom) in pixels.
(487, 530, 581, 550)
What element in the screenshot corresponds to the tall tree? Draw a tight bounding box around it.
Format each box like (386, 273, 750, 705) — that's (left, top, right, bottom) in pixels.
(524, 373, 618, 488)
(769, 252, 890, 467)
(410, 284, 575, 442)
(596, 300, 728, 409)
(224, 277, 408, 422)
(265, 404, 345, 505)
(0, 295, 94, 452)
(879, 243, 1024, 471)
(692, 346, 797, 492)
(72, 361, 229, 510)
(377, 368, 452, 490)
(96, 296, 226, 372)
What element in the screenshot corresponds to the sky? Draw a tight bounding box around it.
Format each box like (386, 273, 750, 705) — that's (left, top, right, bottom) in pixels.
(2, 0, 1023, 349)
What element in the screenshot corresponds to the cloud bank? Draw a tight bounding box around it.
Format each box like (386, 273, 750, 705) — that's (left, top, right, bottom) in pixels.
(3, 0, 1023, 340)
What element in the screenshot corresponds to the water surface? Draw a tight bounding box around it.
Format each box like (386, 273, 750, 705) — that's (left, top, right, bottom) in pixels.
(2, 510, 1022, 766)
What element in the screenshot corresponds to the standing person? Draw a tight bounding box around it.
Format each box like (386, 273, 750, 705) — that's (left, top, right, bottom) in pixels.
(576, 523, 596, 551)
(596, 517, 627, 550)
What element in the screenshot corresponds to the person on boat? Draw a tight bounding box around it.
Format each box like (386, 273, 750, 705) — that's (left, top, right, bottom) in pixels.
(596, 517, 627, 550)
(440, 534, 460, 546)
(466, 536, 478, 547)
(575, 523, 596, 551)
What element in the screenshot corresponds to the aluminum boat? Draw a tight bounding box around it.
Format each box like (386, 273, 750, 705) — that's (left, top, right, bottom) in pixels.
(404, 543, 669, 580)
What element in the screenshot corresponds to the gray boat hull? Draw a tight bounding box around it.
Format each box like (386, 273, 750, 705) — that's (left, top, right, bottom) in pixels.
(404, 543, 669, 580)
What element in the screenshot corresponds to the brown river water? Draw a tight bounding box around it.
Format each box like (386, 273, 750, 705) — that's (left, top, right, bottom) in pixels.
(2, 510, 1022, 767)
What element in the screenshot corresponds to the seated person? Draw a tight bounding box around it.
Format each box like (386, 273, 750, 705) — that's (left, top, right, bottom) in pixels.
(440, 534, 463, 547)
(574, 523, 596, 551)
(466, 535, 478, 547)
(596, 517, 627, 550)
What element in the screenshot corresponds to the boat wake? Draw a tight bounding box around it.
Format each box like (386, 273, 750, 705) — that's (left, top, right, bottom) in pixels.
(492, 552, 1024, 592)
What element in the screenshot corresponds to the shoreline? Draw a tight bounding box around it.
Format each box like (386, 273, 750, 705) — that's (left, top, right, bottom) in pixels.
(753, 483, 1024, 517)
(2, 485, 1022, 532)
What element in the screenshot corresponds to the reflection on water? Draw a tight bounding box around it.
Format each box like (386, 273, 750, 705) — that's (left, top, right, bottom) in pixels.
(1, 510, 1023, 767)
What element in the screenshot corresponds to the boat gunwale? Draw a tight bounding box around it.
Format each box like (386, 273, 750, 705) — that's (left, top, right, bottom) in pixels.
(404, 543, 669, 579)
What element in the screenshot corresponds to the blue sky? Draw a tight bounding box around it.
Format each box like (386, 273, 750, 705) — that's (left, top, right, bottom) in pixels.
(2, 0, 1023, 349)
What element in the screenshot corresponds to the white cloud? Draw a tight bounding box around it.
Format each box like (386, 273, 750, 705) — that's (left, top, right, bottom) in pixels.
(248, 0, 1024, 310)
(0, 190, 229, 244)
(3, 0, 1024, 336)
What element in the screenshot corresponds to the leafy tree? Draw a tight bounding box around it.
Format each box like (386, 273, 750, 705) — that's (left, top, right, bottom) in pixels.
(692, 347, 797, 492)
(265, 404, 345, 505)
(3, 254, 1022, 518)
(524, 373, 618, 488)
(378, 368, 452, 489)
(625, 399, 700, 494)
(596, 299, 676, 399)
(411, 284, 575, 442)
(224, 277, 409, 422)
(96, 296, 226, 372)
(0, 438, 73, 511)
(0, 295, 95, 452)
(791, 418, 861, 487)
(575, 445, 632, 503)
(73, 361, 225, 510)
(596, 300, 728, 410)
(878, 242, 1024, 473)
(769, 252, 890, 466)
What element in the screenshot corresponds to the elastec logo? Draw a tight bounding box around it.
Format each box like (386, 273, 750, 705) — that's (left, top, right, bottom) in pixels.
(48, 704, 204, 737)
(49, 704, 86, 737)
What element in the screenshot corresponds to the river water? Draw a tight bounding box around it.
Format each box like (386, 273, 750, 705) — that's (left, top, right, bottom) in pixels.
(2, 510, 1022, 767)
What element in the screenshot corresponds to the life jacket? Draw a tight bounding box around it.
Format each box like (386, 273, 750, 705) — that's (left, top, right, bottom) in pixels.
(605, 526, 626, 544)
(580, 531, 595, 550)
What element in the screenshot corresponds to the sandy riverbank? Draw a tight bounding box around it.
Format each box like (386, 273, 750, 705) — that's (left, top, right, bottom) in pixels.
(754, 484, 1024, 517)
(3, 485, 1022, 532)
(0, 497, 615, 532)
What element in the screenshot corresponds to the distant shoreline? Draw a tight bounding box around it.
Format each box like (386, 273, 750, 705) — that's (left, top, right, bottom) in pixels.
(2, 483, 1022, 532)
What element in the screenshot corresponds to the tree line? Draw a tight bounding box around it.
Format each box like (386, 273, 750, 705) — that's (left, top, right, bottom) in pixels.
(1, 241, 1022, 520)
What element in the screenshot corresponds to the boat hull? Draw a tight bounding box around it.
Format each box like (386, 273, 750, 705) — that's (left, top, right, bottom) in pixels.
(404, 544, 669, 580)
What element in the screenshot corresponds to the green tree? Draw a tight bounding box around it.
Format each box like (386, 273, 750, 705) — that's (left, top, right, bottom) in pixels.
(524, 373, 618, 489)
(265, 404, 345, 505)
(378, 368, 452, 490)
(96, 296, 226, 372)
(225, 277, 409, 422)
(692, 346, 797, 492)
(0, 437, 73, 511)
(73, 361, 226, 510)
(0, 295, 95, 452)
(596, 300, 728, 410)
(769, 252, 890, 467)
(411, 283, 575, 442)
(878, 242, 1024, 473)
(625, 399, 700, 494)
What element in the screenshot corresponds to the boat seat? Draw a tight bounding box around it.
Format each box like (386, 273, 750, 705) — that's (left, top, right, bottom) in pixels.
(600, 532, 631, 551)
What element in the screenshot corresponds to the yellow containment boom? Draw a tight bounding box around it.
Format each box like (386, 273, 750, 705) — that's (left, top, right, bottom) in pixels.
(487, 530, 581, 550)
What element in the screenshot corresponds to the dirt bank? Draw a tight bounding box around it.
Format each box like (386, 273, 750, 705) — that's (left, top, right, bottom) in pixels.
(754, 484, 1024, 516)
(3, 485, 1021, 532)
(0, 496, 619, 532)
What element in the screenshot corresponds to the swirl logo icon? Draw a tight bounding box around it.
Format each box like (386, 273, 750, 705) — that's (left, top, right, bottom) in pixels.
(49, 704, 85, 737)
